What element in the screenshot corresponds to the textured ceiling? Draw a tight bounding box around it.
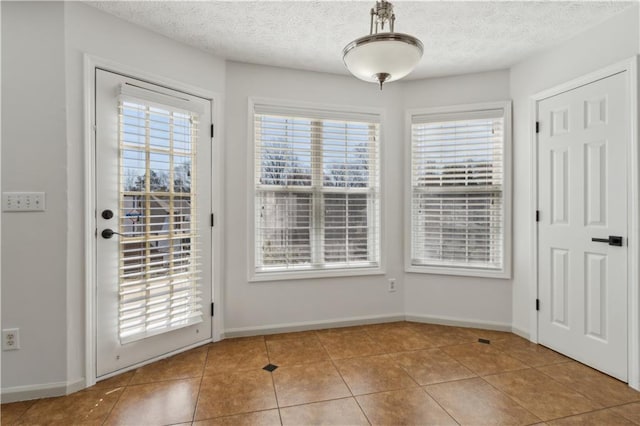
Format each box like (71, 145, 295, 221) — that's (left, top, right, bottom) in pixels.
(86, 1, 634, 79)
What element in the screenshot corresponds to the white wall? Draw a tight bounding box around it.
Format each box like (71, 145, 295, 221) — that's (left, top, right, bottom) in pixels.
(1, 0, 226, 397)
(510, 5, 640, 336)
(2, 0, 637, 399)
(224, 62, 405, 333)
(64, 2, 226, 387)
(401, 70, 514, 328)
(1, 1, 68, 389)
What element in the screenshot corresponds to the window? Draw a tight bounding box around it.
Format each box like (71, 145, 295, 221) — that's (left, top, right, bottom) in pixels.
(117, 85, 203, 343)
(407, 102, 511, 278)
(251, 101, 381, 279)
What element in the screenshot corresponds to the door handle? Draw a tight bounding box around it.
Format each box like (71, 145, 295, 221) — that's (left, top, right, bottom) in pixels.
(591, 236, 623, 246)
(101, 229, 121, 239)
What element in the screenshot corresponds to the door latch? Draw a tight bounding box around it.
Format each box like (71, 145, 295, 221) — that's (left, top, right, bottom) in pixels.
(591, 236, 623, 246)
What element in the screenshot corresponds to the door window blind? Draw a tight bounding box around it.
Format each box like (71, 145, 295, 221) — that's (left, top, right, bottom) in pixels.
(411, 108, 505, 271)
(254, 105, 380, 273)
(118, 94, 202, 343)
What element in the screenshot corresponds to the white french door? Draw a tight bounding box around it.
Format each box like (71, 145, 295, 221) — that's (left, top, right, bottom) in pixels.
(537, 71, 629, 381)
(95, 69, 213, 378)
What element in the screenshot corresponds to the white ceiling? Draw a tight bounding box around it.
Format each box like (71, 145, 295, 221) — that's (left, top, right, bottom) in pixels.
(86, 1, 634, 80)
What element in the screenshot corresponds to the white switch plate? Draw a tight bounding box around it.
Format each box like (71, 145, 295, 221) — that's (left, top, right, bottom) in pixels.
(2, 192, 46, 212)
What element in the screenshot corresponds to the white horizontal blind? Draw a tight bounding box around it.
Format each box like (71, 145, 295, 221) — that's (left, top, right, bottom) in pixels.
(254, 107, 380, 273)
(411, 109, 504, 270)
(118, 96, 202, 343)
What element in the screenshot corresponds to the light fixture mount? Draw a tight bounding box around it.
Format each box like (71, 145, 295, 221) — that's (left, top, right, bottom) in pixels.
(343, 0, 423, 90)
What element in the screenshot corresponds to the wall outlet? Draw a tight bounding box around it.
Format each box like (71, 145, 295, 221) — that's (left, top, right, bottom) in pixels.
(2, 328, 20, 351)
(2, 192, 46, 212)
(388, 278, 397, 293)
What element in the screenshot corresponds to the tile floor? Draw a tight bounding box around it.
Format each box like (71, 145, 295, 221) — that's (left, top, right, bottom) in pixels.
(3, 321, 640, 425)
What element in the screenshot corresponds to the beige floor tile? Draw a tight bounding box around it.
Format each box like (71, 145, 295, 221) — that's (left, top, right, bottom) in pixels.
(491, 339, 569, 367)
(130, 345, 208, 385)
(92, 371, 135, 390)
(416, 325, 479, 348)
(425, 377, 541, 425)
(389, 348, 476, 385)
(205, 338, 269, 374)
(18, 387, 123, 426)
(1, 400, 36, 425)
(443, 342, 529, 375)
(546, 408, 635, 425)
(194, 370, 277, 420)
(364, 326, 432, 353)
(193, 409, 281, 425)
(357, 387, 457, 425)
(264, 330, 319, 341)
(317, 330, 385, 360)
(104, 378, 199, 426)
(334, 353, 417, 395)
(280, 397, 369, 426)
(537, 362, 640, 407)
(484, 368, 601, 421)
(361, 321, 414, 332)
(266, 337, 329, 367)
(461, 327, 514, 342)
(612, 402, 640, 424)
(314, 325, 369, 337)
(272, 361, 351, 407)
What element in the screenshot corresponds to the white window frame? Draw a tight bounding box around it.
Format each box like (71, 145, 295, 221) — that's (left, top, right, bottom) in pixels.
(404, 101, 512, 279)
(248, 97, 385, 282)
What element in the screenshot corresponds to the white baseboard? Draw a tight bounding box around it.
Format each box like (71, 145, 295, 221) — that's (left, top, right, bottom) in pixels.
(404, 313, 512, 332)
(223, 313, 406, 338)
(510, 326, 530, 340)
(65, 378, 86, 395)
(2, 381, 67, 403)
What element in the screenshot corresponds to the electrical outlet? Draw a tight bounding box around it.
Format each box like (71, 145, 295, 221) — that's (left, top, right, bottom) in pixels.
(388, 278, 397, 292)
(2, 192, 46, 212)
(2, 328, 20, 351)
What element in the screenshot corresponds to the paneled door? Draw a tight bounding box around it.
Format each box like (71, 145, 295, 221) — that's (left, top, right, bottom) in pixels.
(95, 69, 213, 378)
(538, 71, 628, 381)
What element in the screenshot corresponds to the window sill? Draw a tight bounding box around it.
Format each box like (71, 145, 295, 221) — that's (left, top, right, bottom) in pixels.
(405, 264, 511, 279)
(249, 266, 385, 282)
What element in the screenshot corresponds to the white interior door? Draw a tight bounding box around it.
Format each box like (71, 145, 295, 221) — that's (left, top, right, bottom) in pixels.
(95, 69, 213, 378)
(538, 71, 629, 381)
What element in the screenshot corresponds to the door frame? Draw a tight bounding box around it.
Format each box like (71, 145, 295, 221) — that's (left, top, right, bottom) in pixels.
(83, 55, 225, 387)
(529, 56, 639, 389)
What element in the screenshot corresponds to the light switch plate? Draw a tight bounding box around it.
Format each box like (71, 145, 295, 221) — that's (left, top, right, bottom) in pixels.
(2, 192, 46, 212)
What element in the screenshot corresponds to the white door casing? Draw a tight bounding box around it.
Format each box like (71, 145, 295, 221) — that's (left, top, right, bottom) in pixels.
(537, 71, 629, 381)
(95, 69, 213, 378)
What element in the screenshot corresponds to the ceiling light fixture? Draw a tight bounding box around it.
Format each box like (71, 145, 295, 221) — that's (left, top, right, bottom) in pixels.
(342, 0, 423, 90)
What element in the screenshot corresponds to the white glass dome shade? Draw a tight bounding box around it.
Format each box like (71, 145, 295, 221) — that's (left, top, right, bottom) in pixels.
(343, 33, 423, 85)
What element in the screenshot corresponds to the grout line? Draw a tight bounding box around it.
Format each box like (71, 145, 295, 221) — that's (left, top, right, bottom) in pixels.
(5, 399, 38, 424)
(268, 368, 284, 425)
(420, 386, 461, 426)
(190, 347, 211, 423)
(351, 395, 373, 426)
(100, 382, 129, 425)
(536, 405, 633, 423)
(477, 373, 544, 423)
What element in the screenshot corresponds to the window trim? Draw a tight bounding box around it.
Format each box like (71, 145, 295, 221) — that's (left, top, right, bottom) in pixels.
(247, 97, 386, 282)
(404, 101, 512, 279)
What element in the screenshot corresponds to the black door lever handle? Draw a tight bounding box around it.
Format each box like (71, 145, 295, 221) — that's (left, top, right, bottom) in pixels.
(591, 236, 623, 246)
(101, 229, 121, 239)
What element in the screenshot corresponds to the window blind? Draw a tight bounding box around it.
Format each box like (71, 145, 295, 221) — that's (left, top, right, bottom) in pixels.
(118, 95, 202, 343)
(254, 106, 380, 273)
(411, 108, 505, 270)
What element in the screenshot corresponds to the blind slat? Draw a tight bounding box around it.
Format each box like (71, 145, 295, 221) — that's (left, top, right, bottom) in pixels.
(254, 108, 380, 272)
(411, 109, 505, 269)
(117, 97, 202, 344)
